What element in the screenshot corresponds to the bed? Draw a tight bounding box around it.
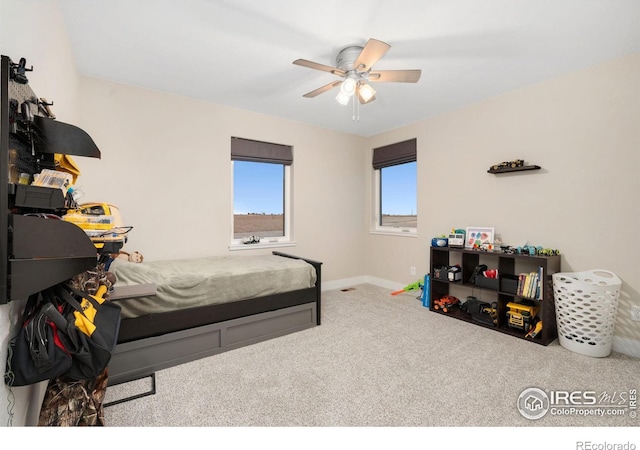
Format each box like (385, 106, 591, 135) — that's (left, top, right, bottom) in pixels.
(105, 251, 322, 388)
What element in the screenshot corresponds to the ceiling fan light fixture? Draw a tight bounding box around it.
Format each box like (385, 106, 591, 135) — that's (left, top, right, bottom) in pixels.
(358, 83, 376, 102)
(340, 76, 357, 96)
(336, 76, 357, 105)
(294, 38, 421, 111)
(335, 90, 351, 105)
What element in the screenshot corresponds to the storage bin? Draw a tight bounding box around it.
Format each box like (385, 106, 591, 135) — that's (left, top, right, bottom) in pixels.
(432, 266, 449, 281)
(552, 270, 621, 357)
(475, 276, 499, 290)
(500, 275, 519, 294)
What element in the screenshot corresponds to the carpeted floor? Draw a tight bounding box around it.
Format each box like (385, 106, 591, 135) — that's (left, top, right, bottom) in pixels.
(104, 284, 639, 429)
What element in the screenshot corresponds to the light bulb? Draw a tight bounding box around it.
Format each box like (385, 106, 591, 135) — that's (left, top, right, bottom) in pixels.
(335, 91, 351, 105)
(359, 83, 376, 102)
(340, 77, 357, 96)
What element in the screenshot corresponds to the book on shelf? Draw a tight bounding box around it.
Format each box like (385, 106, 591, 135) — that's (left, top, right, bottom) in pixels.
(517, 274, 525, 296)
(537, 266, 544, 300)
(516, 269, 543, 300)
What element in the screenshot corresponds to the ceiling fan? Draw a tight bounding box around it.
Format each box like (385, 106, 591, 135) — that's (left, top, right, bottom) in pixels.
(293, 38, 421, 106)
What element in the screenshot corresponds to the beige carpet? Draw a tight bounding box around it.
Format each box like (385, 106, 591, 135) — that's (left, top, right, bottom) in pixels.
(104, 284, 639, 433)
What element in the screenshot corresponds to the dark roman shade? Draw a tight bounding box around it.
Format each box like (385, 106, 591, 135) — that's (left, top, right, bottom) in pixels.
(372, 138, 416, 170)
(231, 137, 292, 165)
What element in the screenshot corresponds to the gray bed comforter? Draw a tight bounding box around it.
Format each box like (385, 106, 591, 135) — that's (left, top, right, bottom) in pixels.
(110, 254, 317, 319)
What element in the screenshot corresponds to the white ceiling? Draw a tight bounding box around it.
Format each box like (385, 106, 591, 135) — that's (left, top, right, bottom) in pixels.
(58, 0, 640, 137)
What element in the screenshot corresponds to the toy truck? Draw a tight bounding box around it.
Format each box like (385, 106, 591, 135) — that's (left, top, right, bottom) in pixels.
(433, 295, 460, 313)
(506, 301, 540, 333)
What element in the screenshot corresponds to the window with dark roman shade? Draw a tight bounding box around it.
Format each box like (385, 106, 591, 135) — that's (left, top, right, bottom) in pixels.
(372, 138, 417, 170)
(231, 137, 293, 165)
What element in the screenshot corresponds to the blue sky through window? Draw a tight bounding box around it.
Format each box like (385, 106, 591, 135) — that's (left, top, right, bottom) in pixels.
(381, 161, 417, 215)
(233, 161, 283, 214)
(234, 160, 417, 216)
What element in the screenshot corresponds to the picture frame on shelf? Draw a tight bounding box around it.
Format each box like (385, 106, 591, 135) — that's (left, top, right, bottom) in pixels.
(465, 227, 495, 249)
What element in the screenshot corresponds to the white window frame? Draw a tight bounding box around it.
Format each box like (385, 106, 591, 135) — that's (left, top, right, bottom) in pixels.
(370, 164, 418, 237)
(229, 161, 295, 250)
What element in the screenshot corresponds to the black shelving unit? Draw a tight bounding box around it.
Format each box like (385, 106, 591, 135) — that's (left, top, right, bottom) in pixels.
(1, 55, 101, 304)
(430, 246, 561, 345)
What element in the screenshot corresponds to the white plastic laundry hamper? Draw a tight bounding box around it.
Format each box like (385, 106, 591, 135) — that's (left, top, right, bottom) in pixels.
(552, 270, 621, 357)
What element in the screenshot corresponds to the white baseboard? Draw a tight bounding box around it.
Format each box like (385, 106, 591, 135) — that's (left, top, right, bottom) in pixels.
(321, 276, 403, 292)
(322, 277, 640, 360)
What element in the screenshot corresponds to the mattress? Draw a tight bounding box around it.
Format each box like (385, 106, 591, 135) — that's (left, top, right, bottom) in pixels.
(110, 254, 317, 319)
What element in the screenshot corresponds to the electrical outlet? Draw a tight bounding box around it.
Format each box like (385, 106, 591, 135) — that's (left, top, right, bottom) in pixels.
(410, 266, 416, 276)
(631, 306, 640, 322)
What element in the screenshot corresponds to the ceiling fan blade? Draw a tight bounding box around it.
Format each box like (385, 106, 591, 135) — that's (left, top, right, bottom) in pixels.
(303, 80, 342, 98)
(293, 59, 346, 77)
(369, 69, 422, 83)
(353, 39, 390, 72)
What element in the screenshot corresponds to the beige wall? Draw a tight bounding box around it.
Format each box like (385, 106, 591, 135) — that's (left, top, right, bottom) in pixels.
(78, 52, 640, 354)
(75, 79, 368, 283)
(364, 53, 640, 352)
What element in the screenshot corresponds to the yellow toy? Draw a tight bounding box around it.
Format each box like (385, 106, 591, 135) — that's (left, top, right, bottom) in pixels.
(506, 301, 540, 334)
(62, 202, 131, 253)
(525, 321, 543, 339)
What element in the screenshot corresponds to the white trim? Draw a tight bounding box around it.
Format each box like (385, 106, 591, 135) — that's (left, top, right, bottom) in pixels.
(229, 241, 296, 251)
(322, 276, 404, 292)
(369, 230, 418, 238)
(230, 162, 235, 242)
(230, 162, 293, 246)
(370, 166, 417, 235)
(371, 168, 381, 229)
(282, 163, 292, 239)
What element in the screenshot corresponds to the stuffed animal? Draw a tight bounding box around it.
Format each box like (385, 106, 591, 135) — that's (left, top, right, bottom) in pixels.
(112, 250, 144, 263)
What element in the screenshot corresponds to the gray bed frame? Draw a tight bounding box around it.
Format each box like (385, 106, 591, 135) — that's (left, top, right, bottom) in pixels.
(106, 252, 322, 389)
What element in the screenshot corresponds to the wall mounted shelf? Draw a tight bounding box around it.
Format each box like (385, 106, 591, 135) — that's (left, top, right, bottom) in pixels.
(488, 165, 541, 174)
(1, 54, 101, 304)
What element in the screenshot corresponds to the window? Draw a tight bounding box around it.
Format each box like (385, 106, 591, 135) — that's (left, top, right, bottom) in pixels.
(231, 137, 292, 248)
(372, 138, 417, 235)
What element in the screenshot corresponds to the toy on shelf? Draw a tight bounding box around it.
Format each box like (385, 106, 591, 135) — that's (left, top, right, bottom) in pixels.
(514, 245, 561, 256)
(477, 242, 496, 251)
(431, 236, 448, 247)
(448, 229, 465, 248)
(461, 297, 498, 326)
(536, 247, 560, 256)
(525, 321, 543, 339)
(497, 244, 560, 256)
(506, 300, 540, 334)
(433, 295, 460, 313)
(490, 159, 524, 171)
(62, 202, 132, 254)
(487, 159, 541, 174)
